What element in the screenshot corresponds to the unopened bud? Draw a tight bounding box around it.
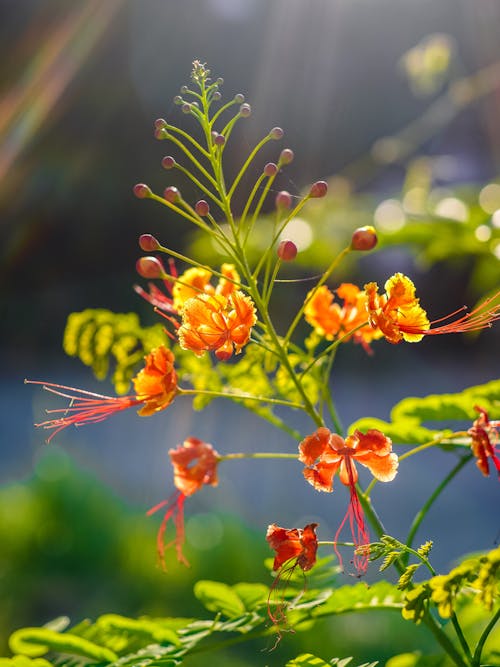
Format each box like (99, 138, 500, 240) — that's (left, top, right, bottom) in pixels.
(214, 133, 226, 146)
(162, 155, 176, 170)
(180, 85, 189, 94)
(216, 77, 224, 86)
(309, 180, 328, 198)
(234, 93, 245, 104)
(136, 256, 164, 279)
(133, 183, 152, 199)
(154, 127, 168, 140)
(275, 190, 292, 210)
(351, 225, 378, 251)
(181, 103, 191, 114)
(277, 239, 298, 261)
(139, 234, 161, 251)
(279, 149, 294, 165)
(173, 95, 183, 105)
(212, 91, 222, 102)
(239, 103, 251, 117)
(264, 162, 278, 177)
(163, 186, 181, 203)
(195, 200, 210, 216)
(155, 119, 167, 131)
(269, 127, 284, 140)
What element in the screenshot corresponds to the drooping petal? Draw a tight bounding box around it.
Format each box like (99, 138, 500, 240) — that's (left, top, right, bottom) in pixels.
(303, 462, 340, 492)
(169, 437, 220, 496)
(298, 427, 331, 464)
(266, 523, 318, 572)
(133, 346, 178, 416)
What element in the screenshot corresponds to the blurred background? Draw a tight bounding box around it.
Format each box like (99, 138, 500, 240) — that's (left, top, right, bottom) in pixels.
(1, 0, 500, 664)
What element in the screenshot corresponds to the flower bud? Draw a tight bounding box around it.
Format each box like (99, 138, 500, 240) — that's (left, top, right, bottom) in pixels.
(154, 127, 168, 140)
(173, 95, 183, 105)
(216, 77, 224, 86)
(212, 91, 222, 102)
(234, 93, 245, 103)
(161, 155, 176, 170)
(239, 103, 251, 117)
(133, 183, 152, 199)
(309, 180, 328, 198)
(154, 118, 167, 130)
(136, 256, 164, 279)
(264, 162, 278, 177)
(351, 225, 378, 251)
(214, 133, 226, 147)
(163, 186, 181, 203)
(139, 234, 161, 251)
(269, 127, 284, 140)
(180, 85, 189, 94)
(195, 200, 210, 216)
(275, 190, 292, 210)
(279, 149, 294, 165)
(181, 103, 192, 114)
(277, 239, 298, 261)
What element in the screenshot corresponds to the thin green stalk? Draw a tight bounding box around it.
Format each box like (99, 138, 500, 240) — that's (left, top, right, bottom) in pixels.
(210, 99, 239, 127)
(173, 162, 224, 208)
(283, 246, 352, 346)
(164, 130, 218, 188)
(451, 614, 473, 665)
(227, 134, 273, 200)
(473, 605, 500, 666)
(403, 454, 473, 562)
(179, 387, 305, 411)
(165, 123, 210, 158)
(219, 452, 298, 462)
(320, 348, 343, 435)
(149, 192, 210, 230)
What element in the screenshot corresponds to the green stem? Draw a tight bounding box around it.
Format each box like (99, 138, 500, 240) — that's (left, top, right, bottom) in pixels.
(473, 605, 500, 666)
(403, 454, 473, 563)
(173, 161, 224, 209)
(179, 387, 305, 411)
(451, 613, 473, 665)
(219, 452, 298, 462)
(227, 134, 273, 201)
(166, 123, 210, 158)
(163, 130, 218, 188)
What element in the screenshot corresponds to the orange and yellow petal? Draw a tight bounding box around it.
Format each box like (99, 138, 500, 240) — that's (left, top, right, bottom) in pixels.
(172, 267, 213, 310)
(304, 285, 342, 339)
(298, 427, 332, 465)
(398, 304, 430, 342)
(215, 263, 240, 297)
(266, 523, 318, 572)
(384, 273, 418, 307)
(169, 437, 219, 496)
(303, 462, 340, 492)
(133, 346, 177, 415)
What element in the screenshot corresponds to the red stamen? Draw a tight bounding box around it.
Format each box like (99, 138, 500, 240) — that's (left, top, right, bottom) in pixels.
(147, 491, 189, 568)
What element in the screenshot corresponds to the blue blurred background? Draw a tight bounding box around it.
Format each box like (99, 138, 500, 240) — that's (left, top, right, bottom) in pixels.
(1, 1, 500, 663)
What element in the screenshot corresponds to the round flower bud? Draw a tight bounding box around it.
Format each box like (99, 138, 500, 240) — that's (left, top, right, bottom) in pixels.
(154, 118, 167, 130)
(136, 256, 164, 279)
(163, 186, 181, 203)
(239, 103, 251, 117)
(139, 234, 161, 252)
(133, 183, 152, 199)
(154, 127, 168, 140)
(216, 77, 224, 86)
(309, 180, 328, 198)
(351, 225, 378, 251)
(195, 200, 210, 216)
(234, 93, 245, 103)
(173, 95, 183, 105)
(277, 239, 298, 261)
(181, 103, 192, 114)
(162, 155, 176, 170)
(212, 91, 222, 102)
(180, 85, 189, 94)
(275, 190, 292, 210)
(264, 162, 278, 177)
(269, 127, 284, 140)
(279, 149, 294, 165)
(214, 133, 226, 147)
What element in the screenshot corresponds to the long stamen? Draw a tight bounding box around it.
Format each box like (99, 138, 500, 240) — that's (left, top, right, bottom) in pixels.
(147, 491, 189, 568)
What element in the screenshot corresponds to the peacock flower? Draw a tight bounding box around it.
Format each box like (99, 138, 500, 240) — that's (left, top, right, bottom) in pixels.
(178, 290, 257, 361)
(26, 346, 177, 442)
(172, 267, 213, 311)
(304, 283, 382, 353)
(365, 273, 500, 344)
(147, 437, 220, 567)
(266, 522, 318, 628)
(468, 406, 500, 479)
(299, 427, 398, 573)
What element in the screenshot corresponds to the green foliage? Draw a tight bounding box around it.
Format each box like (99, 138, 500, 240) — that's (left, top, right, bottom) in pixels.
(348, 378, 500, 445)
(286, 655, 378, 667)
(63, 309, 168, 393)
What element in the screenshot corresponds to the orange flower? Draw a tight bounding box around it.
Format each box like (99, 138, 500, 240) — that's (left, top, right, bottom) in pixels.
(147, 437, 220, 567)
(299, 427, 398, 573)
(26, 346, 177, 442)
(266, 522, 318, 629)
(178, 290, 257, 361)
(304, 283, 382, 353)
(468, 406, 500, 479)
(365, 273, 500, 344)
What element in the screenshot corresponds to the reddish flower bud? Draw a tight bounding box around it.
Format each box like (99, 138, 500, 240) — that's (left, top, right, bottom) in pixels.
(136, 256, 165, 279)
(234, 93, 245, 103)
(269, 127, 284, 140)
(351, 225, 378, 251)
(277, 239, 298, 261)
(154, 118, 167, 130)
(133, 183, 152, 199)
(264, 162, 278, 177)
(139, 234, 161, 252)
(239, 103, 251, 117)
(309, 180, 328, 198)
(181, 103, 191, 114)
(214, 133, 226, 147)
(279, 149, 294, 165)
(195, 200, 210, 216)
(162, 155, 176, 170)
(154, 127, 168, 140)
(163, 186, 181, 203)
(275, 190, 292, 210)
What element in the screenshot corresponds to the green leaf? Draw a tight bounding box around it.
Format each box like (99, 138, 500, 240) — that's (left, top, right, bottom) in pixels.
(286, 654, 331, 666)
(311, 581, 403, 618)
(9, 628, 117, 662)
(193, 580, 245, 618)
